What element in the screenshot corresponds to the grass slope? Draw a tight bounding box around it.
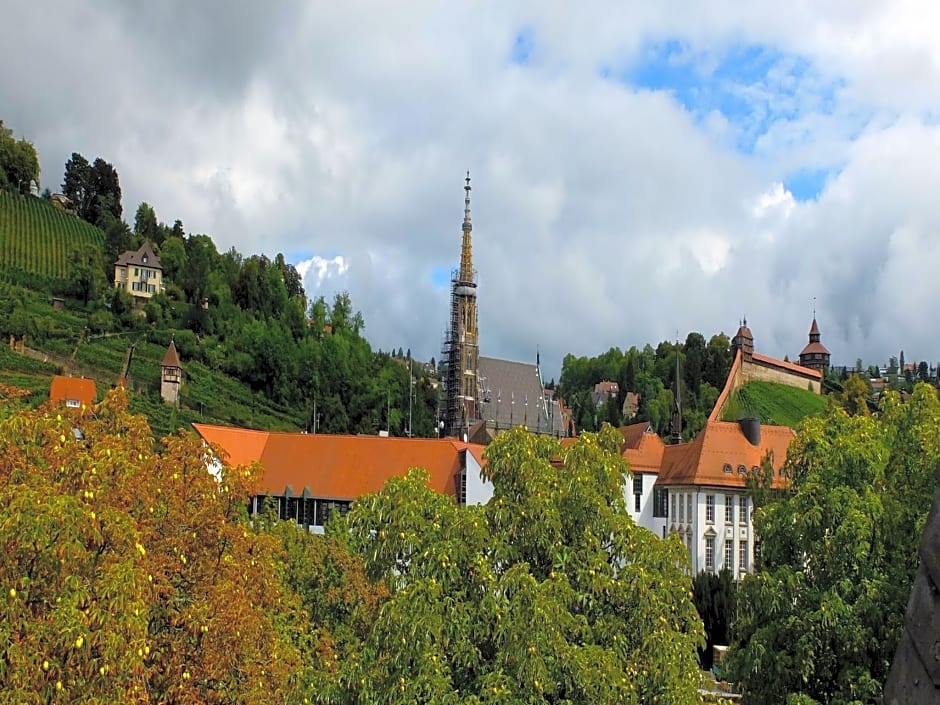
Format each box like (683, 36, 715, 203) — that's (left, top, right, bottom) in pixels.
(0, 191, 104, 286)
(720, 381, 827, 429)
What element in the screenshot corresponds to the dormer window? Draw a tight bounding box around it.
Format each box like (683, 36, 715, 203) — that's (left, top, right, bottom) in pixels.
(737, 464, 747, 475)
(143, 255, 148, 263)
(723, 463, 732, 474)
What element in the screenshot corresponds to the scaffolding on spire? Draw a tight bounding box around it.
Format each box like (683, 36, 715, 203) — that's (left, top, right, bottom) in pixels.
(441, 172, 480, 438)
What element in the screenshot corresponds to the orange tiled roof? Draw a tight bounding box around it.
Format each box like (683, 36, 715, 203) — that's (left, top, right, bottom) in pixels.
(656, 420, 793, 489)
(193, 423, 485, 500)
(799, 341, 830, 356)
(618, 422, 665, 473)
(751, 352, 822, 380)
(49, 376, 96, 407)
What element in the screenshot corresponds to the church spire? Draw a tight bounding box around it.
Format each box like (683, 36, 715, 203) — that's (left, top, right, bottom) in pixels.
(671, 333, 682, 444)
(459, 172, 473, 282)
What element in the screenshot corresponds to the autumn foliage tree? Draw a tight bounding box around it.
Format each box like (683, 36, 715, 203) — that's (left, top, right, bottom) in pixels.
(0, 388, 301, 703)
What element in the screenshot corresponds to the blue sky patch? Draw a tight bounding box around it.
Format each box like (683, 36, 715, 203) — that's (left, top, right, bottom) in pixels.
(431, 266, 452, 288)
(510, 27, 535, 65)
(784, 168, 832, 202)
(622, 39, 839, 153)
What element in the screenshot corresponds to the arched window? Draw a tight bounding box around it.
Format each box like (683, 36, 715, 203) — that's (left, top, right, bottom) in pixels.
(723, 463, 732, 473)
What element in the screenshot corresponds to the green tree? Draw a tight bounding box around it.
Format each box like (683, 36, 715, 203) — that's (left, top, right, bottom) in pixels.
(158, 235, 188, 284)
(338, 426, 705, 704)
(684, 331, 706, 396)
(0, 121, 40, 193)
(67, 243, 106, 305)
(727, 384, 940, 704)
(133, 202, 160, 244)
(692, 569, 737, 670)
(704, 333, 732, 389)
(840, 373, 871, 416)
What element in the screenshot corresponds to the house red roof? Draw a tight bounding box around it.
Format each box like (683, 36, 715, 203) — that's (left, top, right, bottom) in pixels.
(193, 423, 485, 500)
(161, 340, 181, 368)
(49, 376, 96, 407)
(618, 422, 665, 473)
(656, 420, 793, 489)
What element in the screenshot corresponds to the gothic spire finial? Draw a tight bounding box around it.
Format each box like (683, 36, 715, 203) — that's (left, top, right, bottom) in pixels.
(463, 171, 472, 232)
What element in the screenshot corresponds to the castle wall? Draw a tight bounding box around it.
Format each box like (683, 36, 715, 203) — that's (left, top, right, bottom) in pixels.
(740, 359, 821, 394)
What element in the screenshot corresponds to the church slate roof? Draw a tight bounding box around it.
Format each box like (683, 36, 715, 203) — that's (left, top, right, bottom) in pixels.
(477, 356, 566, 436)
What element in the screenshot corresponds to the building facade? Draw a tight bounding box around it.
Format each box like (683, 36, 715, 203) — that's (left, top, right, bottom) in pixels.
(114, 242, 163, 300)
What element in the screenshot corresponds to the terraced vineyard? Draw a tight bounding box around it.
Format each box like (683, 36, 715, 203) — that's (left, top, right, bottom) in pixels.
(0, 191, 104, 284)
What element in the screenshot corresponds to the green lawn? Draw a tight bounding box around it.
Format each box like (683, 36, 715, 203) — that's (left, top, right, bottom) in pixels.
(720, 381, 827, 429)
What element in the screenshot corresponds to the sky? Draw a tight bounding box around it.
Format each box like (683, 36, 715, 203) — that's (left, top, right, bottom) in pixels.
(4, 1, 940, 380)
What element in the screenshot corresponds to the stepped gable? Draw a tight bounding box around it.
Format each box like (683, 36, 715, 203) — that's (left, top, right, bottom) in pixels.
(657, 419, 793, 489)
(193, 423, 485, 499)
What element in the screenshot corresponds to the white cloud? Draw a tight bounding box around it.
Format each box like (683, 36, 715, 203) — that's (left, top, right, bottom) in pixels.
(296, 255, 350, 290)
(4, 1, 940, 375)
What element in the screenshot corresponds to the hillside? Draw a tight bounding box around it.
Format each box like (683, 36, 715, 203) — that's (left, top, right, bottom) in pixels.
(0, 191, 104, 288)
(0, 283, 305, 438)
(720, 381, 827, 429)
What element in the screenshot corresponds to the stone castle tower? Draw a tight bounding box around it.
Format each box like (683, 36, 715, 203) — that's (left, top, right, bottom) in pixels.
(798, 316, 830, 375)
(441, 173, 480, 439)
(161, 339, 182, 407)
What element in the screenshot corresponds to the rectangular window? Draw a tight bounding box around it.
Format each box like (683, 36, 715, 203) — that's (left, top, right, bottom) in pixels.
(724, 495, 733, 524)
(705, 537, 714, 572)
(671, 494, 676, 521)
(457, 469, 467, 506)
(315, 499, 351, 526)
(679, 494, 685, 522)
(705, 495, 715, 523)
(633, 474, 643, 497)
(634, 492, 641, 513)
(134, 267, 139, 276)
(725, 539, 734, 572)
(686, 494, 692, 523)
(653, 488, 668, 518)
(739, 496, 748, 524)
(739, 539, 748, 572)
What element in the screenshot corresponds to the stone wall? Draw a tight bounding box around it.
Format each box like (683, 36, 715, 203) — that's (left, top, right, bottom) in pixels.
(740, 359, 821, 394)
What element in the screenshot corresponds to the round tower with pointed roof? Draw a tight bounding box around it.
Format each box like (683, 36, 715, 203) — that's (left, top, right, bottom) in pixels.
(798, 316, 830, 374)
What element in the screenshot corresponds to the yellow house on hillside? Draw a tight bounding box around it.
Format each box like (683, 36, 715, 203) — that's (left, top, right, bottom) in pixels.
(114, 242, 163, 300)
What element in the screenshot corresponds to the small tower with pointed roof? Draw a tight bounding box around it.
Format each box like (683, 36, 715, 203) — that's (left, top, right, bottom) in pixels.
(798, 313, 830, 375)
(161, 339, 182, 407)
(731, 317, 754, 362)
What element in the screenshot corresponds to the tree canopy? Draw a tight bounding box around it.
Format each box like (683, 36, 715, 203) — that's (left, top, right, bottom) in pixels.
(0, 389, 301, 703)
(336, 426, 706, 704)
(0, 120, 40, 193)
(726, 383, 940, 704)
